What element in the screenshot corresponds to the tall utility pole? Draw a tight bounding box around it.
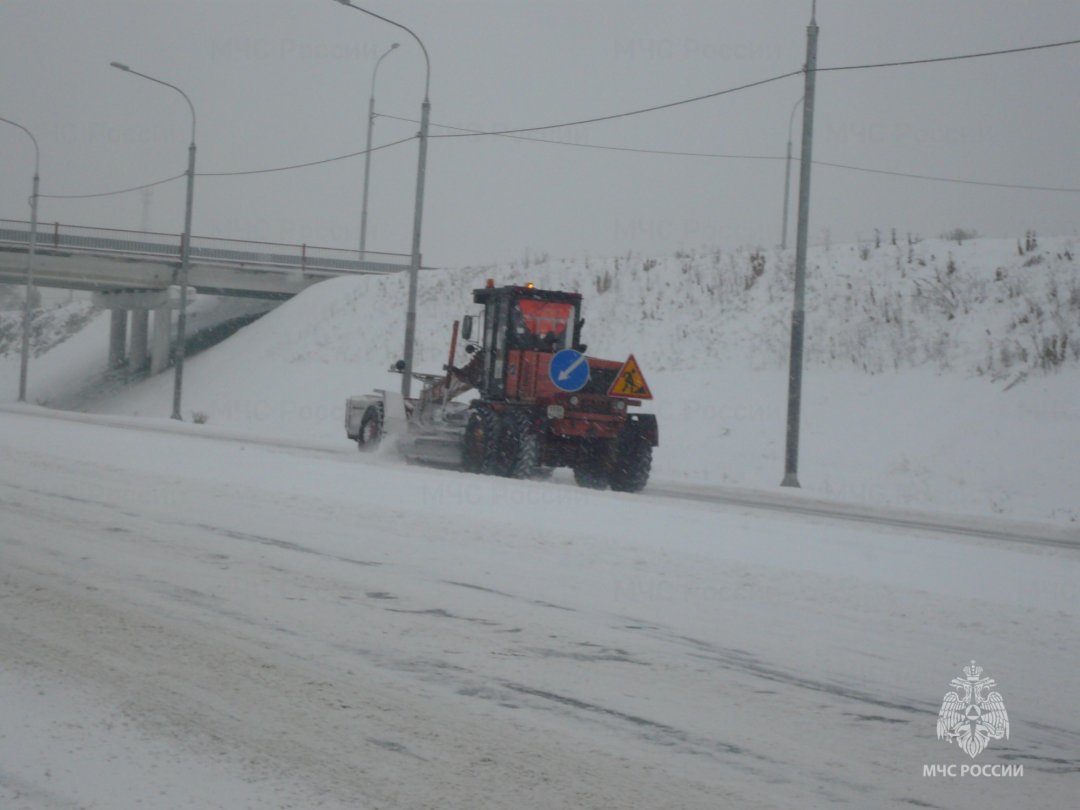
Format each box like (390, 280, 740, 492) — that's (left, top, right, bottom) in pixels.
(359, 42, 399, 259)
(334, 1, 431, 400)
(781, 2, 819, 488)
(175, 122, 197, 420)
(0, 117, 40, 403)
(402, 92, 431, 400)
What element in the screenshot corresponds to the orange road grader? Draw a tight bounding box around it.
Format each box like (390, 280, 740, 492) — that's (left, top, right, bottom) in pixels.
(345, 281, 657, 491)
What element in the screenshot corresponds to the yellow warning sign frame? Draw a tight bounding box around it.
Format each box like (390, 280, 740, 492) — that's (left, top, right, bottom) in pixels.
(608, 354, 652, 399)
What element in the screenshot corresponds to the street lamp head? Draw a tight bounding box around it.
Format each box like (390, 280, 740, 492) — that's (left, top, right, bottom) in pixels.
(110, 61, 131, 72)
(391, 42, 400, 49)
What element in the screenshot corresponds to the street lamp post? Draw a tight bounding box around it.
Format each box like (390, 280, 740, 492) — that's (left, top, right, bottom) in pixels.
(334, 0, 431, 400)
(0, 116, 40, 403)
(111, 62, 196, 421)
(360, 42, 400, 260)
(781, 96, 803, 251)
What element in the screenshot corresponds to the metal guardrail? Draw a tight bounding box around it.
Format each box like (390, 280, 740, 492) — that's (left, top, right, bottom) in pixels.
(0, 219, 412, 276)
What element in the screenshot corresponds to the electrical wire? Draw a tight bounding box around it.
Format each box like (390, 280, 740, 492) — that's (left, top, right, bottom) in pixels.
(426, 37, 1080, 140)
(818, 36, 1080, 72)
(381, 113, 1080, 193)
(813, 160, 1080, 193)
(35, 135, 416, 199)
(379, 112, 785, 162)
(40, 172, 185, 200)
(198, 134, 415, 177)
(427, 70, 804, 139)
(33, 36, 1080, 198)
(394, 35, 1080, 188)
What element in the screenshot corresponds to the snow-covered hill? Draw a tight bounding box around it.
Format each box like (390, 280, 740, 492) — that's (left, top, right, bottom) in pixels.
(2, 236, 1078, 523)
(0, 288, 98, 360)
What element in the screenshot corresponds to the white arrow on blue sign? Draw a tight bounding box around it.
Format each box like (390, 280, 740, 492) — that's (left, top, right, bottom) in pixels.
(548, 349, 590, 392)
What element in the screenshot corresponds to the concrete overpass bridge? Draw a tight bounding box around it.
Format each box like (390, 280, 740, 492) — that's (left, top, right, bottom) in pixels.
(0, 219, 411, 374)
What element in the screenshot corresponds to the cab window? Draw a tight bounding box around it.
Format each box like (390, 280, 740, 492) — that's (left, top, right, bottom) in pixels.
(510, 299, 574, 352)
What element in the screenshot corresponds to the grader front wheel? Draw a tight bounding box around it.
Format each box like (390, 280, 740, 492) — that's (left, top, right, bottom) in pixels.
(573, 442, 610, 490)
(464, 406, 497, 473)
(506, 410, 541, 480)
(357, 403, 384, 451)
(464, 405, 516, 475)
(465, 407, 542, 480)
(610, 430, 652, 492)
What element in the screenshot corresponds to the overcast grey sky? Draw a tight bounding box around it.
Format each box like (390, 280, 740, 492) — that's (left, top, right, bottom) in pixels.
(2, 1, 1078, 267)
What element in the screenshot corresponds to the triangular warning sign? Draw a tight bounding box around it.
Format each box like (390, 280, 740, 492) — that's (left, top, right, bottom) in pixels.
(608, 355, 652, 399)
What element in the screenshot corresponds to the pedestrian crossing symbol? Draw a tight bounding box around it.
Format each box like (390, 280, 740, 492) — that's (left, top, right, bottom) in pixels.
(608, 355, 652, 399)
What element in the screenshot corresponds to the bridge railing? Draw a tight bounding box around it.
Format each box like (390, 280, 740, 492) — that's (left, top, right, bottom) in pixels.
(0, 219, 413, 275)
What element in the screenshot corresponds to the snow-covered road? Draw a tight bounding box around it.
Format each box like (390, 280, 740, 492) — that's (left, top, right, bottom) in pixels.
(1, 410, 1077, 809)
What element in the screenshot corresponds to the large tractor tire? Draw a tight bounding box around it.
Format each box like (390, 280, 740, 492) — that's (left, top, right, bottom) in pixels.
(506, 409, 541, 480)
(462, 410, 484, 472)
(464, 405, 508, 475)
(573, 442, 610, 490)
(573, 463, 609, 489)
(609, 428, 652, 492)
(357, 402, 384, 452)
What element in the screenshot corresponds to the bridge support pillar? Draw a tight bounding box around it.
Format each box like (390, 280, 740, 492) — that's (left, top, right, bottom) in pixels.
(94, 289, 176, 376)
(129, 309, 150, 372)
(108, 309, 128, 369)
(150, 305, 172, 375)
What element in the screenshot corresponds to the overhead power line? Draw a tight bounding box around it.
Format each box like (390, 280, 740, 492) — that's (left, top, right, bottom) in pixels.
(41, 172, 185, 200)
(380, 112, 786, 162)
(382, 113, 1080, 193)
(33, 35, 1080, 199)
(427, 70, 804, 139)
(425, 36, 1080, 141)
(818, 36, 1080, 72)
(199, 135, 416, 177)
(813, 160, 1080, 193)
(38, 136, 416, 199)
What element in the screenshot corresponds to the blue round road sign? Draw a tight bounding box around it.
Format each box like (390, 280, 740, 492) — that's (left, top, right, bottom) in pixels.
(549, 349, 590, 392)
